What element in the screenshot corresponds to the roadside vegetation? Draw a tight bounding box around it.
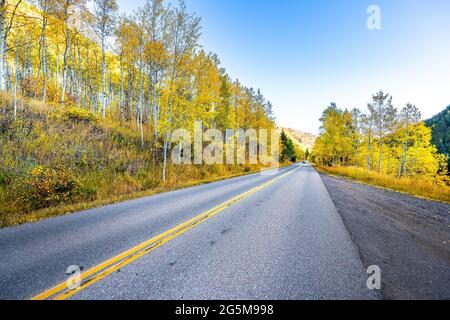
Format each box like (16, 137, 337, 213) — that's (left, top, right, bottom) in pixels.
(0, 1, 301, 227)
(280, 129, 305, 163)
(317, 166, 450, 203)
(312, 91, 449, 203)
(0, 94, 295, 227)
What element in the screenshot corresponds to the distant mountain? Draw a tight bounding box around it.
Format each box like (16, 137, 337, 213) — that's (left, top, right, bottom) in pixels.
(278, 127, 317, 151)
(425, 105, 450, 167)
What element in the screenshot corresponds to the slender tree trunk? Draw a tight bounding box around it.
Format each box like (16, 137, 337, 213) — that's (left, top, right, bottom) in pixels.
(128, 68, 133, 121)
(42, 42, 47, 102)
(0, 4, 6, 91)
(61, 51, 68, 104)
(146, 67, 152, 124)
(13, 45, 17, 118)
(1, 0, 23, 91)
(152, 73, 159, 166)
(137, 52, 144, 148)
(398, 144, 408, 178)
(13, 41, 19, 118)
(13, 82, 17, 118)
(100, 37, 106, 117)
(34, 18, 48, 99)
(378, 140, 383, 174)
(61, 17, 70, 104)
(119, 55, 124, 122)
(367, 130, 372, 171)
(127, 68, 133, 120)
(162, 137, 169, 182)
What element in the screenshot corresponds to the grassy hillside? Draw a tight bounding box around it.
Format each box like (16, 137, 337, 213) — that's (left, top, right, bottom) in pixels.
(0, 0, 281, 228)
(0, 94, 271, 228)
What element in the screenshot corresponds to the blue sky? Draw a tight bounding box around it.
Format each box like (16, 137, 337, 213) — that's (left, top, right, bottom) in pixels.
(116, 0, 450, 134)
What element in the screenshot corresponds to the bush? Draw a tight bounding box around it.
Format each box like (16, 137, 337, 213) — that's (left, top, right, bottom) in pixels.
(0, 169, 11, 186)
(64, 106, 99, 124)
(207, 165, 220, 175)
(17, 166, 88, 210)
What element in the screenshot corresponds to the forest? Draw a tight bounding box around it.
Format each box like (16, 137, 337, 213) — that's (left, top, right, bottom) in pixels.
(425, 105, 450, 168)
(0, 0, 286, 226)
(313, 91, 450, 202)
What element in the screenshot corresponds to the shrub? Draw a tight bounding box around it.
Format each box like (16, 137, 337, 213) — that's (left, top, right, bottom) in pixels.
(17, 166, 87, 210)
(135, 170, 161, 189)
(0, 169, 11, 186)
(64, 106, 99, 124)
(207, 165, 220, 175)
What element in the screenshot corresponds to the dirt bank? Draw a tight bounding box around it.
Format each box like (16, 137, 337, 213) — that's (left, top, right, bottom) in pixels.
(320, 173, 450, 300)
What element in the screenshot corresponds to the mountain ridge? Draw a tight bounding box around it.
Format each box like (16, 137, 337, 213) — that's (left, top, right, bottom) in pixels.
(278, 127, 317, 151)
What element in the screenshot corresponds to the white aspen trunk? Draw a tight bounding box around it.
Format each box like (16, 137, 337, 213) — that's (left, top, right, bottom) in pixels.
(152, 74, 159, 166)
(13, 82, 17, 118)
(0, 5, 5, 91)
(61, 17, 70, 104)
(367, 129, 372, 171)
(162, 137, 169, 182)
(76, 46, 82, 108)
(61, 57, 68, 104)
(378, 139, 383, 173)
(127, 68, 133, 120)
(119, 55, 124, 122)
(34, 20, 47, 99)
(100, 37, 106, 117)
(42, 43, 47, 102)
(138, 52, 144, 148)
(398, 144, 407, 178)
(13, 42, 19, 118)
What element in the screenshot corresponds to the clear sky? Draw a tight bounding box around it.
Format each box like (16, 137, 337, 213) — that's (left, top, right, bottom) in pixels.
(116, 0, 450, 134)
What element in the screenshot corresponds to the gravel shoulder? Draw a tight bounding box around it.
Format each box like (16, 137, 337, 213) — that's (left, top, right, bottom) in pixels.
(319, 173, 450, 300)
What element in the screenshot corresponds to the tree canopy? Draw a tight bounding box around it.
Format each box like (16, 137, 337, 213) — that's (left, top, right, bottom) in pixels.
(0, 0, 277, 181)
(425, 105, 450, 169)
(313, 92, 449, 182)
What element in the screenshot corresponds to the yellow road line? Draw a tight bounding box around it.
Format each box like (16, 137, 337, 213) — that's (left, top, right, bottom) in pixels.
(32, 165, 300, 300)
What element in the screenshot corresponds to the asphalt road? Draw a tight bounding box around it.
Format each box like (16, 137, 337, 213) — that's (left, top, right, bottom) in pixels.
(0, 164, 378, 300)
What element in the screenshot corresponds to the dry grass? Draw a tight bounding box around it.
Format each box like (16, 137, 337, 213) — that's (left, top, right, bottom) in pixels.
(1, 165, 281, 228)
(317, 165, 450, 203)
(0, 94, 288, 228)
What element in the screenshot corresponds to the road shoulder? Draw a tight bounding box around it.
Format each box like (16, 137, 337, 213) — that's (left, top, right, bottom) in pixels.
(319, 172, 450, 299)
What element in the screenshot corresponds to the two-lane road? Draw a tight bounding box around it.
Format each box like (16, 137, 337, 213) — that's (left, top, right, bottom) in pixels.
(0, 165, 378, 300)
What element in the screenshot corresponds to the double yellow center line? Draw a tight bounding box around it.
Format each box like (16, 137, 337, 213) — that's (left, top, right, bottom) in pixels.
(32, 165, 300, 300)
